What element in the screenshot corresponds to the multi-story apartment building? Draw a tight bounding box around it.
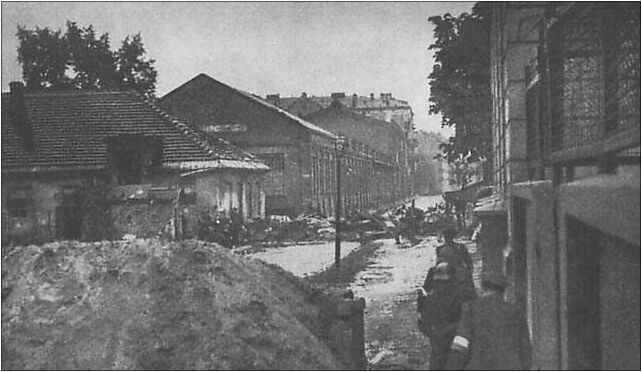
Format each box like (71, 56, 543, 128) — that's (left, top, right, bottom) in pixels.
(480, 2, 640, 369)
(270, 92, 414, 133)
(269, 92, 416, 197)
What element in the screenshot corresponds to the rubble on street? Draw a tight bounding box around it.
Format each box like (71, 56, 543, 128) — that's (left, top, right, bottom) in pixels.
(1, 238, 361, 370)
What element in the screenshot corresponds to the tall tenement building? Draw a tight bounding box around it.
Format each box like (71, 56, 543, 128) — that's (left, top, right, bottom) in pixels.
(478, 2, 640, 370)
(267, 92, 414, 133)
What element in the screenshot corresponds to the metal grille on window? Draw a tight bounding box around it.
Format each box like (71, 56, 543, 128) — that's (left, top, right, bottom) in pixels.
(548, 3, 640, 155)
(549, 4, 604, 151)
(604, 3, 641, 135)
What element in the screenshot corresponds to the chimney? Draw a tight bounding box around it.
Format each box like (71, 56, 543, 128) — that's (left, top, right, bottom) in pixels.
(10, 81, 24, 104)
(351, 93, 358, 108)
(331, 92, 345, 101)
(9, 81, 34, 151)
(266, 93, 280, 106)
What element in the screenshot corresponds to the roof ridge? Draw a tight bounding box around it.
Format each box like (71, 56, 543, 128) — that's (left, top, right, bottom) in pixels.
(136, 90, 257, 162)
(236, 89, 338, 139)
(135, 91, 216, 158)
(165, 74, 337, 140)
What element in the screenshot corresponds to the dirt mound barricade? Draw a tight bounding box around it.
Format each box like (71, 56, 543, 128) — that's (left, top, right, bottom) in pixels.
(1, 239, 342, 370)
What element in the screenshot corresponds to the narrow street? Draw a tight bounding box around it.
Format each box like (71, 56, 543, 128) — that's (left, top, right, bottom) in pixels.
(351, 237, 437, 370)
(246, 195, 465, 370)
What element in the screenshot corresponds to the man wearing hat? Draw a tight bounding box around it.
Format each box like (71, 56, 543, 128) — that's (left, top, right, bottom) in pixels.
(418, 262, 462, 370)
(445, 271, 532, 370)
(436, 226, 476, 302)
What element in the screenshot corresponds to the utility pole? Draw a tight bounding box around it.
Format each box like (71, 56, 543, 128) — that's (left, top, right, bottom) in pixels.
(335, 136, 346, 269)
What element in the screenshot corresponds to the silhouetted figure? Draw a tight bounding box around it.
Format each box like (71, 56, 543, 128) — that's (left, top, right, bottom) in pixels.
(446, 271, 532, 370)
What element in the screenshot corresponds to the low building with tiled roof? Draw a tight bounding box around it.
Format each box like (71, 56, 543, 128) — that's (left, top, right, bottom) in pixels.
(2, 82, 268, 244)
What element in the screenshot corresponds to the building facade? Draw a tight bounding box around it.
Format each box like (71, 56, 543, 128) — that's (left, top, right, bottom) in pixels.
(272, 92, 414, 133)
(303, 102, 407, 212)
(482, 2, 640, 369)
(2, 83, 268, 245)
(160, 75, 413, 217)
(269, 92, 416, 197)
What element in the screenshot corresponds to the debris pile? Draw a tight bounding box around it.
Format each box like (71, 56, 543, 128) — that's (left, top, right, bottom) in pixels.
(1, 239, 345, 370)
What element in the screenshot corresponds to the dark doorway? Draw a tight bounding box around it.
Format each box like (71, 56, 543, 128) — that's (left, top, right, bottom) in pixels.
(55, 187, 83, 240)
(566, 216, 601, 370)
(511, 197, 529, 318)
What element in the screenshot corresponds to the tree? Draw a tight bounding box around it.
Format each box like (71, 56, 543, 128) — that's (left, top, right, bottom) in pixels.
(16, 21, 157, 98)
(117, 34, 157, 97)
(16, 26, 70, 91)
(66, 22, 119, 90)
(428, 3, 492, 179)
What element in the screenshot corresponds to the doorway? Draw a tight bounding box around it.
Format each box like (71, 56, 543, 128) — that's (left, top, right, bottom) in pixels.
(566, 216, 601, 370)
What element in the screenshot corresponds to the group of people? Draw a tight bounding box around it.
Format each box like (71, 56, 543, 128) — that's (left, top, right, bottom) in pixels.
(195, 207, 244, 248)
(417, 226, 532, 370)
(392, 202, 426, 245)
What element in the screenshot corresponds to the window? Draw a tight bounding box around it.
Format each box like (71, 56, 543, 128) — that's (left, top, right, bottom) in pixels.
(107, 135, 162, 185)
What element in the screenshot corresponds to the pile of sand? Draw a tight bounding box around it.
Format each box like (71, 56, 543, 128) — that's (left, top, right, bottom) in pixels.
(1, 239, 342, 370)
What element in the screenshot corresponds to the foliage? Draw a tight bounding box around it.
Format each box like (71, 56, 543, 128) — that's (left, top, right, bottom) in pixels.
(16, 21, 157, 98)
(428, 3, 492, 172)
(117, 34, 158, 97)
(16, 26, 71, 91)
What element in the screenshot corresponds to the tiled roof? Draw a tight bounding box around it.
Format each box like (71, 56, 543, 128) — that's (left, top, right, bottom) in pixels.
(1, 89, 268, 173)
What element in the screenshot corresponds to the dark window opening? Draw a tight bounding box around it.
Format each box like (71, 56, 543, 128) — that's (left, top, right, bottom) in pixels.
(107, 135, 162, 185)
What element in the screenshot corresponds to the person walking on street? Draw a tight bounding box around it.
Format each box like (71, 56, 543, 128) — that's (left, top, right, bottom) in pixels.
(436, 226, 476, 302)
(417, 262, 462, 370)
(446, 271, 532, 370)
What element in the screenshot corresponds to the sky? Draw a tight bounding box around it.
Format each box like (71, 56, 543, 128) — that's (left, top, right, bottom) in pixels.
(1, 2, 474, 136)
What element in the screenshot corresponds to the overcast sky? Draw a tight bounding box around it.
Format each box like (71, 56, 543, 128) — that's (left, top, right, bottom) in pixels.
(2, 2, 473, 136)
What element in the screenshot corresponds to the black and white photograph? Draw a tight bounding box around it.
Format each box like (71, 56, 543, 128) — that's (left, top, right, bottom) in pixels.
(1, 1, 640, 370)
